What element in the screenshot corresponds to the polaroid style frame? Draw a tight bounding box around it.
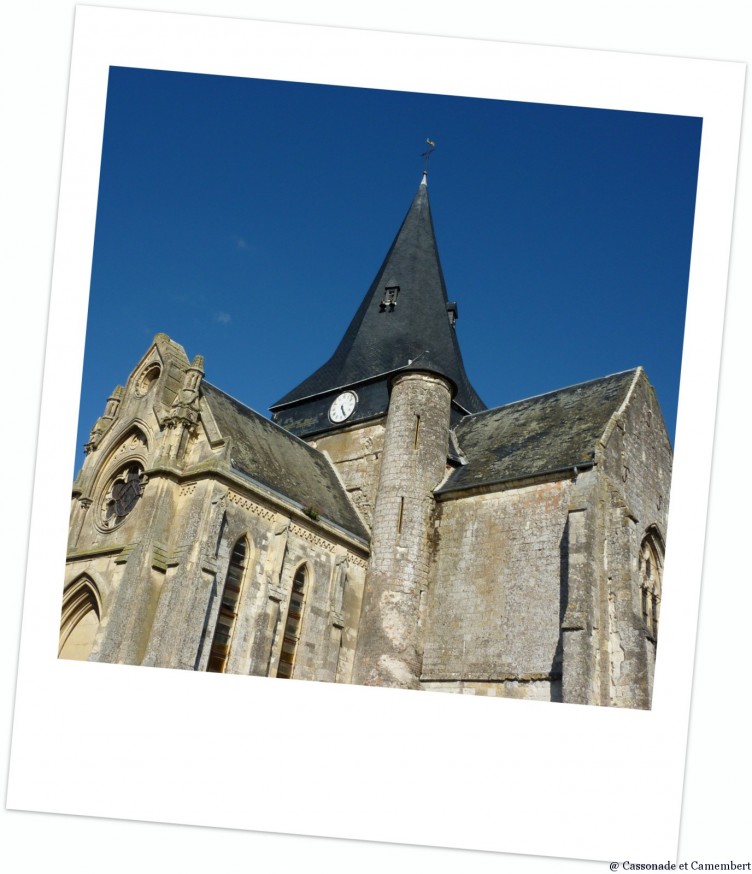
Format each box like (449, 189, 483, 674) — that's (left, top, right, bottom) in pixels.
(7, 6, 744, 863)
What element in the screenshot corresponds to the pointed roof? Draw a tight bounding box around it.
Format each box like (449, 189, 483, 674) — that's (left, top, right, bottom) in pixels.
(271, 175, 485, 414)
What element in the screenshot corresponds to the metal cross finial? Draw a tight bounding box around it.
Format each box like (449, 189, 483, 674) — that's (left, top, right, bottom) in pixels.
(422, 138, 436, 174)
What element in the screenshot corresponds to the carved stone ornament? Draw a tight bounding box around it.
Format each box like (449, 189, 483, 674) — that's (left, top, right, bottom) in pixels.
(135, 363, 161, 397)
(117, 431, 147, 456)
(100, 463, 145, 530)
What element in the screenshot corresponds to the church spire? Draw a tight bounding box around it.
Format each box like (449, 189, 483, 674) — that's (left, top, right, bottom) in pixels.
(271, 175, 485, 436)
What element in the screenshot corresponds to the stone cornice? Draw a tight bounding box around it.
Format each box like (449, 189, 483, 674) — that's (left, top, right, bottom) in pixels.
(137, 462, 370, 558)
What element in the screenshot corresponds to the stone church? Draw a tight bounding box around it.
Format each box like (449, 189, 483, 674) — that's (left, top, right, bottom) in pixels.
(61, 173, 671, 708)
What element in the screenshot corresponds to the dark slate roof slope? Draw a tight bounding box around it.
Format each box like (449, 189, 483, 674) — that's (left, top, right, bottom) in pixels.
(201, 382, 368, 541)
(271, 177, 485, 415)
(438, 369, 639, 494)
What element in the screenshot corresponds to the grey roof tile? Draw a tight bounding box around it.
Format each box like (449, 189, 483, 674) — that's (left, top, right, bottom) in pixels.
(201, 382, 368, 540)
(438, 369, 639, 494)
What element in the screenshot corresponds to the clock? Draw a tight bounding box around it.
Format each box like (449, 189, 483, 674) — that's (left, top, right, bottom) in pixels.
(329, 390, 358, 423)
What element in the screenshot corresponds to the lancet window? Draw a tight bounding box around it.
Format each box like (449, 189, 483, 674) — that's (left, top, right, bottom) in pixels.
(639, 532, 662, 643)
(277, 564, 309, 680)
(207, 538, 249, 673)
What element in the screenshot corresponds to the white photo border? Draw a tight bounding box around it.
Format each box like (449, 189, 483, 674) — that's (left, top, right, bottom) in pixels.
(7, 6, 745, 863)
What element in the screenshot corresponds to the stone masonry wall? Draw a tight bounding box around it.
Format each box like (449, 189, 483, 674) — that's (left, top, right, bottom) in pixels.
(311, 422, 385, 529)
(597, 371, 672, 708)
(422, 479, 573, 701)
(64, 335, 368, 683)
(421, 679, 554, 701)
(601, 372, 672, 538)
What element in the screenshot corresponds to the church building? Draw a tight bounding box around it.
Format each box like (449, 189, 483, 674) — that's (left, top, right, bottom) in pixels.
(61, 172, 671, 708)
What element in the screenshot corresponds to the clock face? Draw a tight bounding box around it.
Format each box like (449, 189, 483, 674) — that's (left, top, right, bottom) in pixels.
(329, 391, 358, 423)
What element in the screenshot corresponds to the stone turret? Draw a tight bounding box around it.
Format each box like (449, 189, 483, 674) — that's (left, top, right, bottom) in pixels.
(269, 170, 482, 688)
(352, 369, 453, 688)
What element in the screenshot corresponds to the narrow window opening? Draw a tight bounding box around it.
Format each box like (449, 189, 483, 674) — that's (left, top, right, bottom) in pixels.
(397, 496, 404, 534)
(413, 414, 421, 449)
(207, 539, 248, 673)
(639, 534, 662, 643)
(277, 565, 308, 680)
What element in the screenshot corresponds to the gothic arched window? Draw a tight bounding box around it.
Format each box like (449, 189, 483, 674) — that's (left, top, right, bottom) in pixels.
(207, 538, 249, 673)
(277, 564, 309, 680)
(639, 531, 663, 643)
(59, 577, 101, 660)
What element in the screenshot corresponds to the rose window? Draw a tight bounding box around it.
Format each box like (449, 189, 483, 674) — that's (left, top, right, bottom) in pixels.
(101, 464, 144, 529)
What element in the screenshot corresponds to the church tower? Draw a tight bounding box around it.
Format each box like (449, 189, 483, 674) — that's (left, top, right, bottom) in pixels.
(270, 172, 484, 438)
(271, 171, 484, 688)
(270, 172, 484, 525)
(351, 367, 453, 687)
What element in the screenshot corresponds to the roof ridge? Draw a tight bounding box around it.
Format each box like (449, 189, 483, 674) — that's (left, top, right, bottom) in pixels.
(597, 366, 644, 450)
(460, 367, 642, 422)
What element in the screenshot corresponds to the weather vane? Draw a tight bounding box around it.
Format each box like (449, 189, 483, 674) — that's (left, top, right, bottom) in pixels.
(422, 138, 436, 174)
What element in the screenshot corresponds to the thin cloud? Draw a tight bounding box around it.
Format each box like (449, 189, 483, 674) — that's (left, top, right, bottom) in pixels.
(214, 311, 231, 324)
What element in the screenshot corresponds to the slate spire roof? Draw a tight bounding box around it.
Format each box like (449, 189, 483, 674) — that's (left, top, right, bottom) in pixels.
(271, 174, 485, 416)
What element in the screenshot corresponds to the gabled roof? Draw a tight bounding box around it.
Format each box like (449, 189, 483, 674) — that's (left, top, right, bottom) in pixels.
(271, 175, 485, 415)
(201, 382, 368, 541)
(437, 369, 641, 495)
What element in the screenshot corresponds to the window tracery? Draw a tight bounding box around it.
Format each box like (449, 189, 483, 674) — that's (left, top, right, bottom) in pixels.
(100, 463, 145, 529)
(135, 362, 161, 397)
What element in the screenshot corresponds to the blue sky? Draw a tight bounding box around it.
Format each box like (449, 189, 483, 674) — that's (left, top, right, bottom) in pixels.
(75, 66, 701, 473)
